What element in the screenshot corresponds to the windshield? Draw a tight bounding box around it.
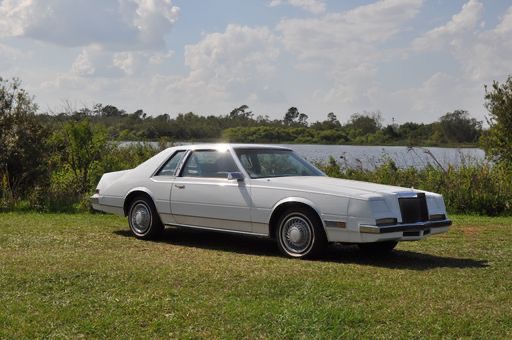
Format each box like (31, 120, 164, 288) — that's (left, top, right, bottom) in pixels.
(234, 148, 324, 179)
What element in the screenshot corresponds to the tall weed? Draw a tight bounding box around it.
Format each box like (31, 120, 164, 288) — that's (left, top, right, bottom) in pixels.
(318, 155, 512, 215)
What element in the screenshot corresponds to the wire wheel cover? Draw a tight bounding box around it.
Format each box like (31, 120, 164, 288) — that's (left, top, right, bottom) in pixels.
(281, 215, 314, 254)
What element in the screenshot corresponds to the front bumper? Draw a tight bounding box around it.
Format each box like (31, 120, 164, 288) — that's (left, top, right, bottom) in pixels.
(359, 219, 452, 234)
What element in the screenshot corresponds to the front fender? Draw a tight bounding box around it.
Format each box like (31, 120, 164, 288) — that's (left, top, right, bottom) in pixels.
(271, 197, 323, 221)
(266, 197, 326, 239)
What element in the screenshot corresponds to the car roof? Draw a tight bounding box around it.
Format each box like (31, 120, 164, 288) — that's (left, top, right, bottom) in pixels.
(168, 143, 292, 152)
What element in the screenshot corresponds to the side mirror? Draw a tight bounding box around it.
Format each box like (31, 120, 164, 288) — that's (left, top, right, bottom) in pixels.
(228, 172, 244, 182)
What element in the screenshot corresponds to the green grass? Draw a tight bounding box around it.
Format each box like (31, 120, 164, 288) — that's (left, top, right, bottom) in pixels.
(0, 213, 511, 338)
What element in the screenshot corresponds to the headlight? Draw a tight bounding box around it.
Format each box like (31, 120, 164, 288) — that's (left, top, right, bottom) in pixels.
(429, 214, 446, 221)
(376, 218, 397, 226)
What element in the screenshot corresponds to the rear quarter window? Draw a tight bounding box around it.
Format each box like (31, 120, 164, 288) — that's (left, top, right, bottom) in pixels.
(155, 150, 186, 176)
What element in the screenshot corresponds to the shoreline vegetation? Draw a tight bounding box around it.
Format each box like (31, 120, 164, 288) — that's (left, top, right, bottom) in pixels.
(317, 155, 511, 216)
(2, 140, 510, 216)
(1, 76, 512, 215)
(37, 106, 482, 148)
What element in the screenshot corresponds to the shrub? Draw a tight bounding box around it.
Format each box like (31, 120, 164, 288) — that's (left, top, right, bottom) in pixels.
(317, 156, 512, 216)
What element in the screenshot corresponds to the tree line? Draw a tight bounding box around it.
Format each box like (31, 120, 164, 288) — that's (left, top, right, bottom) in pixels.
(36, 102, 483, 146)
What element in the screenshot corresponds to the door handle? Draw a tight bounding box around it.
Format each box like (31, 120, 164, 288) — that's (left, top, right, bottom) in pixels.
(174, 184, 185, 189)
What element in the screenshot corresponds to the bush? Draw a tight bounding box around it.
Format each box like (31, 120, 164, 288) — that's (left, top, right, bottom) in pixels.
(45, 165, 82, 212)
(317, 156, 512, 216)
(0, 173, 15, 211)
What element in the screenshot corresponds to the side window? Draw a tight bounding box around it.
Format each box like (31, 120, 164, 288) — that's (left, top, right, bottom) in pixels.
(155, 150, 186, 176)
(238, 152, 260, 177)
(181, 150, 239, 178)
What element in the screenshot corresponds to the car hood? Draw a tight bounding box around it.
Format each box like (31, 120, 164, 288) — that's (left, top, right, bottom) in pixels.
(252, 176, 418, 200)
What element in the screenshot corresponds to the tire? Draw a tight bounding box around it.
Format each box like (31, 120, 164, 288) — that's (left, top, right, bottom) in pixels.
(276, 208, 327, 259)
(127, 196, 164, 240)
(358, 241, 398, 255)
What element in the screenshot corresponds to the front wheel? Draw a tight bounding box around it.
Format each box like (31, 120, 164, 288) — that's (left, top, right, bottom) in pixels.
(128, 196, 163, 240)
(276, 208, 327, 259)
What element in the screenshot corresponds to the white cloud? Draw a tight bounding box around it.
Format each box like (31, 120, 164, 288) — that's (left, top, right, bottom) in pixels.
(70, 46, 175, 78)
(495, 5, 512, 34)
(269, 0, 326, 14)
(78, 24, 282, 116)
(0, 0, 179, 50)
(148, 51, 175, 65)
(277, 0, 423, 111)
(319, 63, 379, 107)
(52, 10, 277, 106)
(412, 0, 483, 51)
(181, 24, 280, 100)
(0, 42, 26, 70)
(459, 5, 512, 81)
(130, 0, 180, 48)
(71, 49, 96, 76)
(279, 0, 423, 57)
(2, 0, 507, 124)
(70, 47, 125, 77)
(0, 0, 32, 36)
(380, 72, 485, 123)
(412, 1, 512, 82)
(113, 52, 136, 76)
(44, 24, 283, 116)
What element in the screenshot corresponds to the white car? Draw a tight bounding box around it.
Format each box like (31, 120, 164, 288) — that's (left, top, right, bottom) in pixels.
(91, 144, 451, 258)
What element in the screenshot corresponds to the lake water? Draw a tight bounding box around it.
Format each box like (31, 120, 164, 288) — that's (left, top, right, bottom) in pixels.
(121, 142, 485, 169)
(284, 144, 485, 169)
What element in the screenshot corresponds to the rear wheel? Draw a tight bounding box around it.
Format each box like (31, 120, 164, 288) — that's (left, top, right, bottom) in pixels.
(128, 196, 163, 240)
(358, 241, 398, 255)
(276, 208, 327, 259)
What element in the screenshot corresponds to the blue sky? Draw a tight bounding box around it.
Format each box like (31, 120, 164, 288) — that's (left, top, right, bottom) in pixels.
(1, 0, 511, 124)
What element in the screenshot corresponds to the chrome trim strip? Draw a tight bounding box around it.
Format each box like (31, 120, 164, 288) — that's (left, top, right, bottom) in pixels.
(165, 222, 269, 237)
(89, 195, 124, 212)
(174, 149, 192, 177)
(172, 214, 251, 224)
(396, 191, 420, 198)
(90, 201, 123, 210)
(360, 220, 452, 234)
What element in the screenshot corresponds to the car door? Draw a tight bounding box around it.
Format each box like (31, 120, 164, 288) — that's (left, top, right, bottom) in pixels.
(149, 149, 188, 225)
(170, 149, 253, 232)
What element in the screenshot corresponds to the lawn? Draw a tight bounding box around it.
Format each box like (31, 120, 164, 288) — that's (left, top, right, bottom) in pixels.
(0, 213, 511, 338)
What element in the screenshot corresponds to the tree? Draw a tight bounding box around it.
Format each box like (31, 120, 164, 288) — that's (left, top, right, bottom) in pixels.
(51, 118, 109, 194)
(383, 124, 399, 139)
(298, 112, 308, 126)
(482, 76, 512, 165)
(229, 104, 253, 119)
(345, 112, 382, 135)
(0, 77, 49, 200)
(284, 107, 298, 125)
(284, 107, 308, 126)
(101, 104, 125, 117)
(327, 112, 341, 127)
(439, 110, 482, 143)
